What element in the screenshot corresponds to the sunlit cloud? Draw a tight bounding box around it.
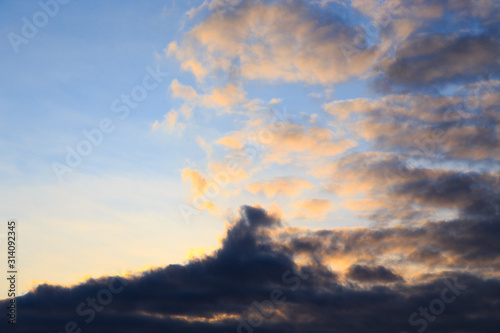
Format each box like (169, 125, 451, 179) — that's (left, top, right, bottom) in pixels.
(246, 177, 314, 198)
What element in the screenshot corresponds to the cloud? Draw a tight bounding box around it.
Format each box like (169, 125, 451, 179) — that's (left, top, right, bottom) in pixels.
(155, 80, 248, 131)
(216, 120, 357, 165)
(287, 215, 500, 275)
(170, 79, 199, 101)
(292, 198, 332, 220)
(393, 171, 500, 217)
(323, 97, 373, 120)
(152, 110, 185, 133)
(208, 160, 249, 183)
(343, 198, 394, 212)
(182, 168, 210, 195)
(377, 35, 500, 90)
(325, 84, 500, 161)
(364, 0, 500, 92)
(167, 1, 380, 84)
(180, 161, 250, 216)
(201, 83, 247, 109)
(346, 265, 403, 283)
(260, 123, 357, 164)
(181, 167, 220, 214)
(247, 177, 314, 198)
(216, 131, 245, 150)
(319, 151, 500, 225)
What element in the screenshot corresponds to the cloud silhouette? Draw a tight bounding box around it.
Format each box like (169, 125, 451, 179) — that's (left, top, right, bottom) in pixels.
(2, 206, 499, 332)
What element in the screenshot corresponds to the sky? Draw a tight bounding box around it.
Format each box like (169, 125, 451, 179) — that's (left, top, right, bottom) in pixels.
(0, 0, 500, 332)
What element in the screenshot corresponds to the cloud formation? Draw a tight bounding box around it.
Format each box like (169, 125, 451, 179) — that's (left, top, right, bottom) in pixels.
(2, 206, 499, 332)
(370, 0, 500, 91)
(246, 177, 313, 198)
(326, 81, 500, 161)
(168, 0, 380, 84)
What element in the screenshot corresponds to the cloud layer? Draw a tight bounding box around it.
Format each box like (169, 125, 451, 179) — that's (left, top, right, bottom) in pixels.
(2, 206, 499, 332)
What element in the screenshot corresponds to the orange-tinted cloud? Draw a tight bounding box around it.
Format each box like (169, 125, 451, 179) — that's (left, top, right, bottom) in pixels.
(247, 177, 314, 198)
(168, 1, 380, 85)
(292, 198, 332, 220)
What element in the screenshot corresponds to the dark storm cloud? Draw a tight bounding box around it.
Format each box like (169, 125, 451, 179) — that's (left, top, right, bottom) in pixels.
(379, 35, 500, 90)
(371, 0, 500, 92)
(1, 206, 500, 332)
(1, 206, 294, 332)
(393, 170, 500, 217)
(347, 264, 404, 282)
